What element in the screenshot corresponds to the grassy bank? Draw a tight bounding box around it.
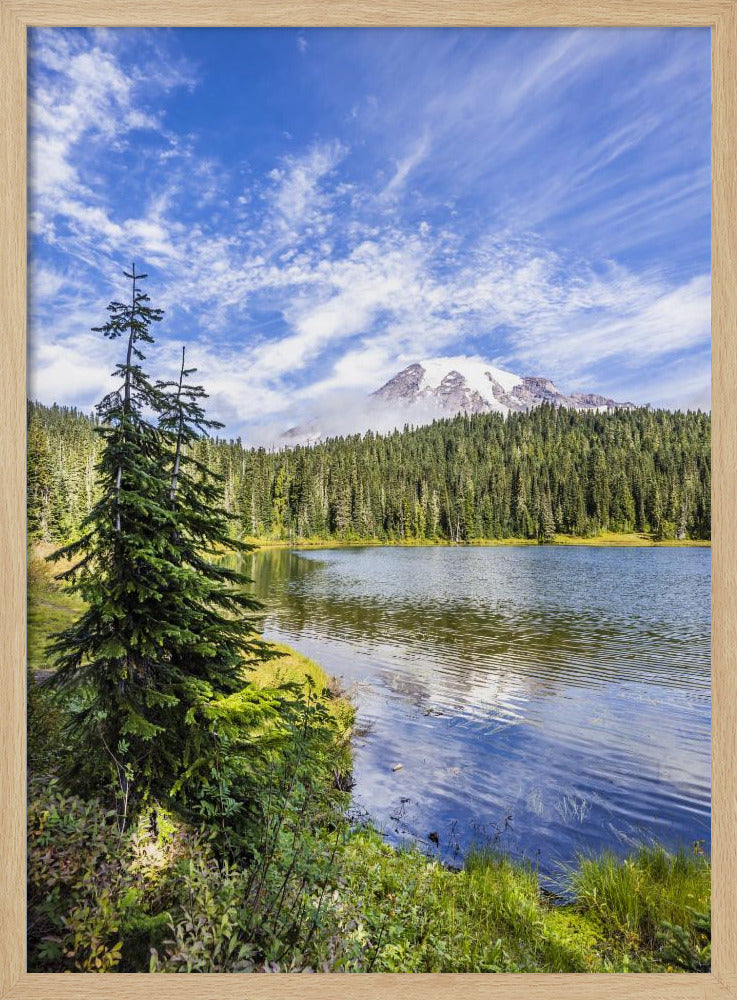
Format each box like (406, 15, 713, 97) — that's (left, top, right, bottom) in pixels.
(27, 777, 711, 973)
(27, 556, 83, 675)
(26, 555, 711, 973)
(242, 531, 710, 550)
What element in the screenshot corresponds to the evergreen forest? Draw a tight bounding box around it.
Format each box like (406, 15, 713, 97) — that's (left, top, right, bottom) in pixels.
(28, 400, 711, 547)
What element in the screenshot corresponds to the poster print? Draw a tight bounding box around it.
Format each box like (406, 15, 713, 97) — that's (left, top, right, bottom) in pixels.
(26, 27, 710, 974)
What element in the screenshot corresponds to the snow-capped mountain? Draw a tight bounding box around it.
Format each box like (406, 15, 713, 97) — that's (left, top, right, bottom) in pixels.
(372, 357, 636, 417)
(280, 356, 637, 445)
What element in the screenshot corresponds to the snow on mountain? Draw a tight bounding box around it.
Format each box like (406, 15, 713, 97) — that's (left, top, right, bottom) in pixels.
(417, 356, 523, 401)
(280, 356, 637, 445)
(372, 357, 635, 418)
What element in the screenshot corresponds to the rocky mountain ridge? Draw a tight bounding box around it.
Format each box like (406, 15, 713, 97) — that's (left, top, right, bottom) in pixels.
(282, 356, 638, 445)
(372, 358, 636, 417)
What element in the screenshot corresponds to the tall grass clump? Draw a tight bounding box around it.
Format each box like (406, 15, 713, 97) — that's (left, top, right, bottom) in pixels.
(328, 836, 603, 972)
(569, 845, 710, 952)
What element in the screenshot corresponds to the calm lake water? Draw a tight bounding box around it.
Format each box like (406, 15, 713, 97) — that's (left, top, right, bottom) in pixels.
(243, 545, 711, 875)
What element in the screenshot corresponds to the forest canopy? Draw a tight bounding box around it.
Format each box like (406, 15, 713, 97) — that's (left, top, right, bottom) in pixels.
(28, 400, 711, 544)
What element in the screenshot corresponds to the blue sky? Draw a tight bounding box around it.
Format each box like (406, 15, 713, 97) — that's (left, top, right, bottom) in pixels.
(28, 27, 711, 443)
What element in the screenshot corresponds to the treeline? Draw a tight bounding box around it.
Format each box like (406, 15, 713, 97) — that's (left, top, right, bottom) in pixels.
(28, 401, 711, 544)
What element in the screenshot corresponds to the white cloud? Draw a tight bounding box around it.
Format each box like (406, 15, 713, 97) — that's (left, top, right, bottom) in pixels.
(382, 132, 431, 200)
(504, 271, 711, 377)
(29, 29, 197, 277)
(268, 140, 348, 235)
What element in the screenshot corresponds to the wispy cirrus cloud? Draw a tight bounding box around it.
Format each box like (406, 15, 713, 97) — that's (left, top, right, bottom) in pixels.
(267, 140, 348, 235)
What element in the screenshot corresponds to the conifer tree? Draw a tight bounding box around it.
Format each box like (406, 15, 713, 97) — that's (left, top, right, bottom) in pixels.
(155, 345, 272, 685)
(48, 267, 270, 820)
(538, 489, 556, 544)
(31, 399, 712, 547)
(27, 413, 53, 539)
(48, 266, 171, 819)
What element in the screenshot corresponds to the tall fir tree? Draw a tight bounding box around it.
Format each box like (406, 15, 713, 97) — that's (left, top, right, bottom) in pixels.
(27, 413, 53, 540)
(48, 267, 271, 822)
(155, 344, 273, 694)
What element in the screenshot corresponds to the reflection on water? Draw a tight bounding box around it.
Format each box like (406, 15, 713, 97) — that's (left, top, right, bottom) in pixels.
(240, 545, 711, 873)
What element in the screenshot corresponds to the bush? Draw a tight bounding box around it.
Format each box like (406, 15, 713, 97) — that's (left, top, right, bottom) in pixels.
(27, 779, 207, 972)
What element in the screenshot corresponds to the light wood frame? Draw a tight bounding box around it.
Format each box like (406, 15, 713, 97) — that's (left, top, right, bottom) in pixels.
(1, 4, 734, 998)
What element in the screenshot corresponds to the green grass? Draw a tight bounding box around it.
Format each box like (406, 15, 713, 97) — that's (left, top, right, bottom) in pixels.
(27, 775, 711, 974)
(243, 532, 710, 550)
(27, 554, 83, 675)
(309, 833, 709, 972)
(567, 845, 710, 951)
(332, 834, 596, 971)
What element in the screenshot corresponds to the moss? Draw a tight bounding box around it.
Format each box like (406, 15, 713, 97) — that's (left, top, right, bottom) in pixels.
(244, 641, 355, 783)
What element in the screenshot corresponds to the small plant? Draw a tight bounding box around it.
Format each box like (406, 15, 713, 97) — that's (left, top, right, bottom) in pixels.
(657, 906, 710, 972)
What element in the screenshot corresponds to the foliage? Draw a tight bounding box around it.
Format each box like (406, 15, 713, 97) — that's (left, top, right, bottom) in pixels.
(27, 778, 192, 972)
(27, 667, 354, 974)
(28, 401, 711, 545)
(44, 268, 273, 818)
(657, 905, 711, 971)
(28, 771, 711, 974)
(28, 561, 357, 973)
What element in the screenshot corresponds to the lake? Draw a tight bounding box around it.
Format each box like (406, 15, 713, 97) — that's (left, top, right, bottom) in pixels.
(243, 545, 711, 876)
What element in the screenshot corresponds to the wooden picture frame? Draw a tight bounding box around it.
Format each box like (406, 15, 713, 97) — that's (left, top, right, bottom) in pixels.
(1, 3, 734, 998)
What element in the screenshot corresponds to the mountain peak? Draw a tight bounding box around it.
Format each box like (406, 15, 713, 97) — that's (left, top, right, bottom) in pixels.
(372, 356, 635, 419)
(282, 355, 637, 446)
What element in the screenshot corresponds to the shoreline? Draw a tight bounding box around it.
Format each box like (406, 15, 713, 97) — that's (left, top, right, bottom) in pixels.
(242, 532, 711, 551)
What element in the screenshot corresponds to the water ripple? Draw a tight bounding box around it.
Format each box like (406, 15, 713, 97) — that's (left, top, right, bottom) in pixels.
(243, 545, 711, 873)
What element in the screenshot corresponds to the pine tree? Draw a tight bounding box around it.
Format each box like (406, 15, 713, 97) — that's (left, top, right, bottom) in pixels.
(47, 268, 271, 822)
(155, 344, 272, 704)
(48, 266, 172, 820)
(537, 489, 556, 544)
(32, 399, 712, 547)
(27, 412, 53, 539)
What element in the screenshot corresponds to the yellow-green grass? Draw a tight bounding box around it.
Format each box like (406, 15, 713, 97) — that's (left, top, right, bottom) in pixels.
(27, 554, 84, 675)
(242, 532, 710, 550)
(548, 531, 710, 548)
(28, 553, 354, 739)
(332, 833, 709, 972)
